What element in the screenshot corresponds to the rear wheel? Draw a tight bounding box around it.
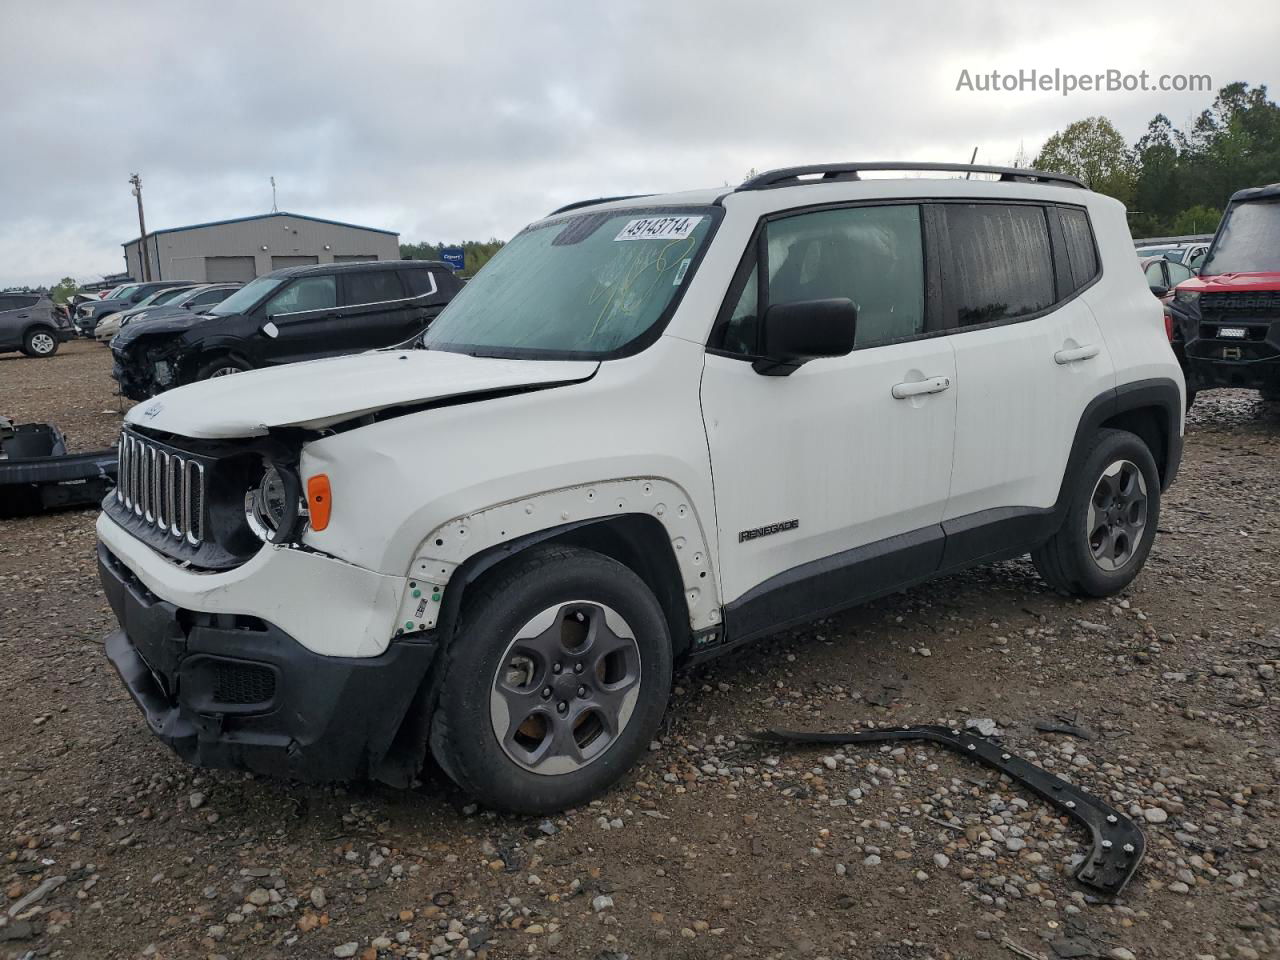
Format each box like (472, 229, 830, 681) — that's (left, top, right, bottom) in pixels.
(430, 545, 672, 813)
(22, 328, 59, 358)
(1032, 429, 1161, 597)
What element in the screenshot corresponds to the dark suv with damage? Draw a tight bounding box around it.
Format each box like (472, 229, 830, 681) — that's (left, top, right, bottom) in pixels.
(1172, 183, 1280, 404)
(111, 260, 461, 399)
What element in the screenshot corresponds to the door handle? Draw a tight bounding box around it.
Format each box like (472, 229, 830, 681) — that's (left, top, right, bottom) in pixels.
(1054, 343, 1100, 365)
(891, 375, 952, 399)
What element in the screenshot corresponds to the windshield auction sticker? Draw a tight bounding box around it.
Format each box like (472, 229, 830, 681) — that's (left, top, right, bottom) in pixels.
(614, 216, 703, 241)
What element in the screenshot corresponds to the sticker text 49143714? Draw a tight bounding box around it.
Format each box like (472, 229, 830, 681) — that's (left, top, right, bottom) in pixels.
(614, 216, 703, 242)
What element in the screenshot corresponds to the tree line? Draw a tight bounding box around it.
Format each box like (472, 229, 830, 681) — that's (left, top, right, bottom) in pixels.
(1033, 81, 1280, 238)
(399, 239, 505, 276)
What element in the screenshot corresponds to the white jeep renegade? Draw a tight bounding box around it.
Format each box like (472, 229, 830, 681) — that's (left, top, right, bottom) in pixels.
(99, 162, 1184, 813)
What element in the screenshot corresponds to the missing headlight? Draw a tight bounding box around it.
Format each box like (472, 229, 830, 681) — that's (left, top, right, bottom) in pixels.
(245, 464, 305, 544)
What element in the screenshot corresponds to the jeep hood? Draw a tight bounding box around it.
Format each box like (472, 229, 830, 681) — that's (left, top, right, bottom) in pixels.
(125, 349, 599, 439)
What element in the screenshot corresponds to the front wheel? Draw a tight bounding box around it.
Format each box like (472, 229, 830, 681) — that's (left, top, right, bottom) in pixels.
(1032, 428, 1161, 597)
(196, 356, 251, 381)
(430, 545, 672, 813)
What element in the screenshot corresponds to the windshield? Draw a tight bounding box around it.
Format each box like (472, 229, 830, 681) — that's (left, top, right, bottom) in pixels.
(208, 275, 286, 316)
(1202, 200, 1280, 274)
(111, 284, 141, 301)
(422, 207, 718, 358)
(138, 287, 187, 307)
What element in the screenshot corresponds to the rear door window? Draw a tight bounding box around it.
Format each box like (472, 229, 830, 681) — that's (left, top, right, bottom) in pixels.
(344, 270, 405, 306)
(940, 204, 1056, 326)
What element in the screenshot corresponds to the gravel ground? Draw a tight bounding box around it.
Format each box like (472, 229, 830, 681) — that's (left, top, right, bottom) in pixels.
(1, 340, 1278, 960)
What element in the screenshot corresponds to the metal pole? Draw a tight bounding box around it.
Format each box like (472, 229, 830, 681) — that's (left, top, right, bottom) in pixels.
(130, 173, 150, 281)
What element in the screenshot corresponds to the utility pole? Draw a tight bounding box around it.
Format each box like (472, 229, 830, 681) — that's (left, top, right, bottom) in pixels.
(270, 176, 278, 213)
(129, 173, 151, 281)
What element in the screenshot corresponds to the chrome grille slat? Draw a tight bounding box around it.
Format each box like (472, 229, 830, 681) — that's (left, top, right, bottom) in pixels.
(131, 437, 143, 516)
(118, 430, 207, 546)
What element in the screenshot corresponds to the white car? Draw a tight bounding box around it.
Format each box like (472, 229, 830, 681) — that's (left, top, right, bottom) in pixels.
(97, 162, 1185, 813)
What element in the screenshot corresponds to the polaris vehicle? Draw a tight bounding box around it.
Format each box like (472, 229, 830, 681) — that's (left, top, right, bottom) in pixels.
(110, 260, 459, 399)
(1169, 183, 1280, 404)
(98, 162, 1184, 813)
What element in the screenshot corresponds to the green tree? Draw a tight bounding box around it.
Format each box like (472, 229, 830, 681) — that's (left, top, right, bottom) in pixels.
(1034, 117, 1136, 203)
(1133, 115, 1182, 223)
(1169, 205, 1223, 236)
(49, 277, 79, 304)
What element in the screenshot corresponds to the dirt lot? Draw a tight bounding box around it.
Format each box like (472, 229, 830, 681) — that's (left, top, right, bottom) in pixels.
(1, 339, 1278, 960)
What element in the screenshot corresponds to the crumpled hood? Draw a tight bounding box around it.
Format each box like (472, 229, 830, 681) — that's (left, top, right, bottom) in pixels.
(125, 349, 599, 438)
(112, 310, 212, 351)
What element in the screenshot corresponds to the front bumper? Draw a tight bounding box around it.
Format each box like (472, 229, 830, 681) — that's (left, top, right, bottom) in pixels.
(100, 544, 439, 785)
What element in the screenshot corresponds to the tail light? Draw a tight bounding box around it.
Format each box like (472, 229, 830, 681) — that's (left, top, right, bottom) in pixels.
(1162, 308, 1175, 341)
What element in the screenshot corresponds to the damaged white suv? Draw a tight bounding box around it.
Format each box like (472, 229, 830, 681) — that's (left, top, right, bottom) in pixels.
(99, 163, 1184, 813)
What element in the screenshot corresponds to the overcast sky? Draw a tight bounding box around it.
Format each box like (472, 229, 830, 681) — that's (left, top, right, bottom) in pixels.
(2, 0, 1277, 287)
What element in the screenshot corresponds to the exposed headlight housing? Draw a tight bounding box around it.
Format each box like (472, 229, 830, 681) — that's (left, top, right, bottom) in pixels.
(245, 463, 305, 543)
(1174, 289, 1200, 305)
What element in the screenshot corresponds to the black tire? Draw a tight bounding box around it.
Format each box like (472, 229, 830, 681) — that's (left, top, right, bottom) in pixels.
(195, 356, 250, 381)
(1260, 387, 1280, 403)
(429, 545, 673, 814)
(21, 328, 59, 358)
(1032, 428, 1161, 598)
(1185, 389, 1197, 412)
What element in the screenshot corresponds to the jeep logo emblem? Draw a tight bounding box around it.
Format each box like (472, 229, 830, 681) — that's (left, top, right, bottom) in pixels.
(142, 401, 164, 419)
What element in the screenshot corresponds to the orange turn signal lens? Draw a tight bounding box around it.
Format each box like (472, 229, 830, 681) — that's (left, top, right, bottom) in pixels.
(306, 474, 332, 531)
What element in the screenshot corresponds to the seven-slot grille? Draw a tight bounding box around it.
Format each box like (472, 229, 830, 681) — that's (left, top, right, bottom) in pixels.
(115, 431, 206, 544)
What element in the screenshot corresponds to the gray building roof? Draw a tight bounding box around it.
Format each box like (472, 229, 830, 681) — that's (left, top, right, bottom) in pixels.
(123, 211, 398, 247)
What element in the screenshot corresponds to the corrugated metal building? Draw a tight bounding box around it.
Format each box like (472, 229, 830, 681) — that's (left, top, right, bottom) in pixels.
(123, 212, 400, 283)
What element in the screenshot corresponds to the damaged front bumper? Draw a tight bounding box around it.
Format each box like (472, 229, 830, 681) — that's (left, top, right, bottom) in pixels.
(111, 343, 174, 400)
(99, 543, 439, 785)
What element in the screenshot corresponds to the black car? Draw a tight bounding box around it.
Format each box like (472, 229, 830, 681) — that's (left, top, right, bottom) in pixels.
(111, 260, 461, 399)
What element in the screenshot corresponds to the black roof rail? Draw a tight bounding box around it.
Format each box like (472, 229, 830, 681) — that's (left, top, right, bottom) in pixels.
(737, 162, 1085, 191)
(547, 195, 652, 217)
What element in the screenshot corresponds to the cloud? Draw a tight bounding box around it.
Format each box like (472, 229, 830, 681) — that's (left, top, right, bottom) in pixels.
(1, 0, 1276, 286)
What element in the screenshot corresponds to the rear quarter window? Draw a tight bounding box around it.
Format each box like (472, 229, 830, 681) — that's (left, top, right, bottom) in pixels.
(940, 203, 1056, 326)
(402, 268, 443, 297)
(1058, 207, 1100, 289)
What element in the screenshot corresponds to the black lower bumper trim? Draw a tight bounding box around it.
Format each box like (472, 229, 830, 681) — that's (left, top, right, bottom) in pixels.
(1185, 356, 1280, 392)
(99, 544, 439, 786)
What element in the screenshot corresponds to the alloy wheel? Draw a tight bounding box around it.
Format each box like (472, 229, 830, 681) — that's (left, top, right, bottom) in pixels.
(489, 601, 642, 776)
(29, 332, 56, 355)
(1086, 459, 1148, 571)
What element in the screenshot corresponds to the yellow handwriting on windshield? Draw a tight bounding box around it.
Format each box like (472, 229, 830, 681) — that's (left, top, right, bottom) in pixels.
(586, 234, 698, 341)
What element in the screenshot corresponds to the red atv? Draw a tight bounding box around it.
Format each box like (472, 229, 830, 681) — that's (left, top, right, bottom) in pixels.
(1172, 183, 1280, 408)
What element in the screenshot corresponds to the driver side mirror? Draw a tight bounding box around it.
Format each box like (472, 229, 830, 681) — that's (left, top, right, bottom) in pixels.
(753, 298, 857, 376)
(261, 321, 279, 339)
(1149, 284, 1169, 298)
